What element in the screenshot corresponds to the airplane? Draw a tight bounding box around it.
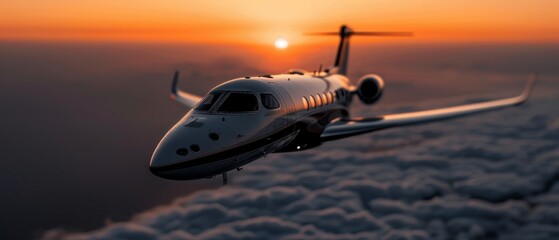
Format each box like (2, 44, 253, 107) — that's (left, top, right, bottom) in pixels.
(149, 25, 537, 185)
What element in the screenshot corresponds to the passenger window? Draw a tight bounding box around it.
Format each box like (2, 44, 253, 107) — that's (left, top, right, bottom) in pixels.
(302, 97, 309, 110)
(195, 92, 223, 111)
(315, 94, 322, 107)
(321, 93, 328, 105)
(217, 93, 258, 112)
(261, 94, 280, 109)
(308, 95, 316, 109)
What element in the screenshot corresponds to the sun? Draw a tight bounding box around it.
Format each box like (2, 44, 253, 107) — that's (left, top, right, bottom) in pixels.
(274, 38, 289, 49)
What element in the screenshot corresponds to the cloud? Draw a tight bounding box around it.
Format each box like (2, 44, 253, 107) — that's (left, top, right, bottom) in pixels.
(42, 75, 559, 239)
(454, 173, 544, 202)
(43, 93, 559, 239)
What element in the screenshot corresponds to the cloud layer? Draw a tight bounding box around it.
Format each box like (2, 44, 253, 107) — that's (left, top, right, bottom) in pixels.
(43, 85, 559, 240)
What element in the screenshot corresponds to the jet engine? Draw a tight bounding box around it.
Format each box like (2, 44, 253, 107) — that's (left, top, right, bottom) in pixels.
(356, 74, 385, 104)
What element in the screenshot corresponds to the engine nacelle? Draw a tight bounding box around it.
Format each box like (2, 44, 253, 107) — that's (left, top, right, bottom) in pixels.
(356, 74, 385, 104)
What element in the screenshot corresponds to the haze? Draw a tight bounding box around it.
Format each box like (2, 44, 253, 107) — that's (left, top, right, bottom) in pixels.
(1, 1, 558, 44)
(0, 1, 558, 239)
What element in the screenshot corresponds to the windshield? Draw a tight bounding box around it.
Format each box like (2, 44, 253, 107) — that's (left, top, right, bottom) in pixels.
(217, 92, 258, 112)
(195, 92, 223, 111)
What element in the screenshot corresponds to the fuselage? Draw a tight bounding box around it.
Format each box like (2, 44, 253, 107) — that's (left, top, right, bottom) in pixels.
(149, 24, 534, 182)
(150, 72, 355, 180)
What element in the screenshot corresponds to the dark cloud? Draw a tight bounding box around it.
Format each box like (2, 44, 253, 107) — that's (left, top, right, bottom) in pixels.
(43, 80, 559, 239)
(0, 42, 264, 239)
(1, 41, 558, 239)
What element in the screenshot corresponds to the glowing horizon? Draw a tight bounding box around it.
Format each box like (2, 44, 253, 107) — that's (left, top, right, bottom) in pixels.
(1, 1, 557, 44)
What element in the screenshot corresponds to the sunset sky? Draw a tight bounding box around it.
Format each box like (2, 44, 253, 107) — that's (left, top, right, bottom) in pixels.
(1, 1, 557, 45)
(2, 2, 559, 239)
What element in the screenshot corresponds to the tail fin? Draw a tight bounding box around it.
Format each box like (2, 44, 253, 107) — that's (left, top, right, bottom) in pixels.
(335, 25, 352, 75)
(308, 25, 412, 75)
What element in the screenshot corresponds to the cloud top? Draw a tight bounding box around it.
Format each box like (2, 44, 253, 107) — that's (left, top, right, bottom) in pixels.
(44, 89, 559, 240)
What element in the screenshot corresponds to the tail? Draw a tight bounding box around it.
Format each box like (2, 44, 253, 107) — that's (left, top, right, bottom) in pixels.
(308, 25, 412, 75)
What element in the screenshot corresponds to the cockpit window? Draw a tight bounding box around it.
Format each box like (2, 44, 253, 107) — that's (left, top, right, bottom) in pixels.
(195, 92, 223, 111)
(217, 92, 259, 112)
(261, 94, 280, 109)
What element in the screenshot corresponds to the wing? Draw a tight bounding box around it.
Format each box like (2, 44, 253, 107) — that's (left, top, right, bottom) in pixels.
(321, 74, 538, 141)
(170, 71, 203, 109)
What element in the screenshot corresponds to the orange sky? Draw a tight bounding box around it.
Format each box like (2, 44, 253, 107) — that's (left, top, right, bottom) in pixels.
(1, 1, 558, 45)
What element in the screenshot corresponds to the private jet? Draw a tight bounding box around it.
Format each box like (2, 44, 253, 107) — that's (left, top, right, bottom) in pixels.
(150, 25, 537, 185)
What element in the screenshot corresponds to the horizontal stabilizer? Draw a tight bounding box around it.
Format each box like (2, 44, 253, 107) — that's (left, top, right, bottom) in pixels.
(306, 31, 413, 37)
(307, 25, 413, 75)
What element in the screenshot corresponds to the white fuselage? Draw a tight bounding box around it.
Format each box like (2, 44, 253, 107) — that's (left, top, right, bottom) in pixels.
(150, 73, 354, 180)
(150, 24, 535, 182)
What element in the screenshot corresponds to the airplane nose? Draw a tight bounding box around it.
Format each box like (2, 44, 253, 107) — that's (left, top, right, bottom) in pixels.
(149, 118, 236, 178)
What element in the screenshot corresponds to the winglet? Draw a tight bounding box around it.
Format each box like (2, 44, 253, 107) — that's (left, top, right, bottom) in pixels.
(517, 72, 539, 105)
(171, 70, 180, 96)
(168, 70, 203, 108)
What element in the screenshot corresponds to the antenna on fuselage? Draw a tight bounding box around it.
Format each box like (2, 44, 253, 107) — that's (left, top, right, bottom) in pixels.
(306, 25, 413, 75)
(222, 172, 228, 185)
